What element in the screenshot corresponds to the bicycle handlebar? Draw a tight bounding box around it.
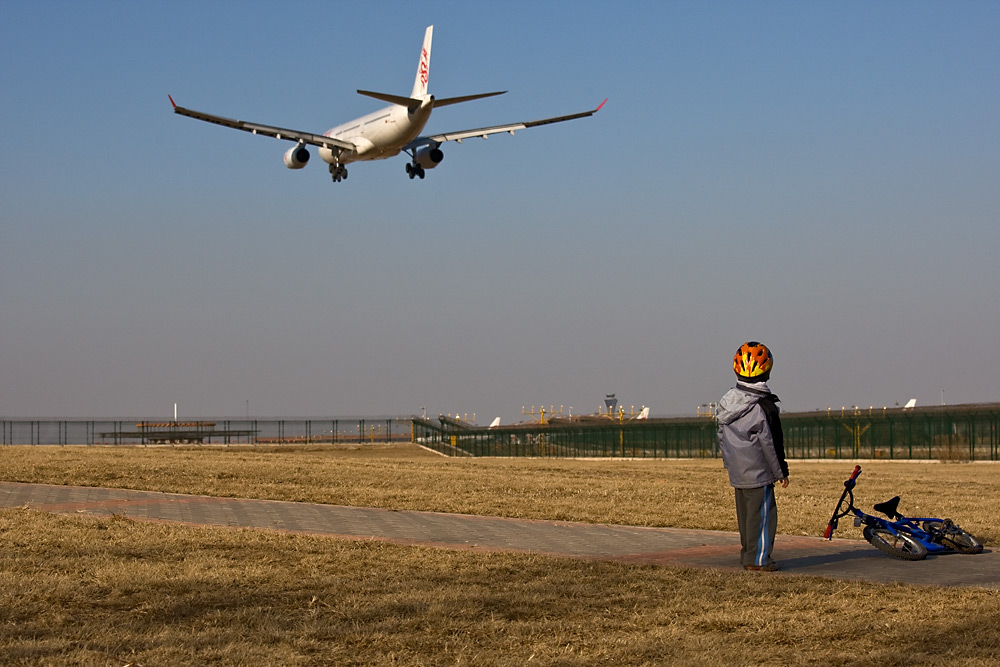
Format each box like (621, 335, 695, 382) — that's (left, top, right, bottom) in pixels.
(824, 465, 863, 539)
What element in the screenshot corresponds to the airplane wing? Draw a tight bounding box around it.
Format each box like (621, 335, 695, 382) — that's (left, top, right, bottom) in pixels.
(405, 98, 606, 149)
(169, 96, 355, 152)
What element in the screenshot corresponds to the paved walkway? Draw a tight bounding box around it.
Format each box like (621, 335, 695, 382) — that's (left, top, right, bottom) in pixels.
(2, 482, 996, 589)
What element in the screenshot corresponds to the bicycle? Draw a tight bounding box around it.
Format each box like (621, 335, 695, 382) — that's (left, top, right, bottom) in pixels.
(824, 465, 983, 560)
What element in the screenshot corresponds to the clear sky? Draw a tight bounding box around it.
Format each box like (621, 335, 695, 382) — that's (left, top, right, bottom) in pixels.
(1, 1, 997, 422)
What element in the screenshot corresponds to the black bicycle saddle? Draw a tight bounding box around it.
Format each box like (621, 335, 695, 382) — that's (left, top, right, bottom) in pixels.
(873, 496, 902, 520)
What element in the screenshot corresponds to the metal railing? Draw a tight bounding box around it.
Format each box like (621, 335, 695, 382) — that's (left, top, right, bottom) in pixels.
(1, 417, 414, 446)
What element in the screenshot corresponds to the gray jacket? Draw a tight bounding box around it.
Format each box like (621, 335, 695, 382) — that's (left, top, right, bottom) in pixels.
(716, 380, 788, 489)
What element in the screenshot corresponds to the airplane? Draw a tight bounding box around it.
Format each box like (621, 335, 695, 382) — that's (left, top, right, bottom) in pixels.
(169, 25, 605, 183)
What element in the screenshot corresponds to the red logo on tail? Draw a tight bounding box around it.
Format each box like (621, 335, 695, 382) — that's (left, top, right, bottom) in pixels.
(418, 48, 429, 88)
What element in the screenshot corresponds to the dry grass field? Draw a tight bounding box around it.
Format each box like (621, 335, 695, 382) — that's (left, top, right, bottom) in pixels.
(2, 444, 997, 542)
(2, 444, 998, 665)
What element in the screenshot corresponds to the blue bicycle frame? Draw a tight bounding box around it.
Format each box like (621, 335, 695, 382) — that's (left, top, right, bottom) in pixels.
(824, 465, 981, 558)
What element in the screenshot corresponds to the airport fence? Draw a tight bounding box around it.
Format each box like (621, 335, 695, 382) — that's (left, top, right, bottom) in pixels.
(413, 404, 1000, 461)
(5, 405, 998, 461)
(0, 417, 414, 446)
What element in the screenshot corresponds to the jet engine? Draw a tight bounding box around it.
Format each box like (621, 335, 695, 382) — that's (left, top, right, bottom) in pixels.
(283, 145, 310, 169)
(414, 145, 444, 169)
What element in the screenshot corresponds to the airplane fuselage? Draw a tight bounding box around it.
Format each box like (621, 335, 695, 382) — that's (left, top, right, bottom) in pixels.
(320, 97, 434, 165)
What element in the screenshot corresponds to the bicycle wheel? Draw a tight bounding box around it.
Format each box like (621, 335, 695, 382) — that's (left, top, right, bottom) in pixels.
(921, 520, 984, 554)
(863, 526, 928, 560)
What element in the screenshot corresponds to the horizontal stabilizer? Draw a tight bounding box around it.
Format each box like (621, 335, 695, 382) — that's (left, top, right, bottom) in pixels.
(357, 89, 423, 107)
(358, 89, 506, 109)
(434, 91, 507, 107)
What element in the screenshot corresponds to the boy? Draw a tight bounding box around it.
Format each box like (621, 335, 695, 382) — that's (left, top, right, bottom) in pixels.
(716, 341, 789, 571)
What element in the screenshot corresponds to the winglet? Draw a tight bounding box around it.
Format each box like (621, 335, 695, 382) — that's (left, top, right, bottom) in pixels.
(595, 98, 608, 113)
(168, 94, 177, 109)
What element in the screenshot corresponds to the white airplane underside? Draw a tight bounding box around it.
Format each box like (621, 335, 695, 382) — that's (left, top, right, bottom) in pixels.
(170, 26, 604, 183)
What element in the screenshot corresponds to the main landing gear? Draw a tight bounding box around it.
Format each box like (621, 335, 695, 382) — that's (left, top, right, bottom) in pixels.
(405, 162, 426, 180)
(329, 164, 348, 183)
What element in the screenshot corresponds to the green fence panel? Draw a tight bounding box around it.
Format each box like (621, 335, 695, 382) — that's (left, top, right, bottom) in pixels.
(410, 405, 1000, 461)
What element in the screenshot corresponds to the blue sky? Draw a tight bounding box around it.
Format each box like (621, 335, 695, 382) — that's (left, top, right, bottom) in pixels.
(1, 1, 997, 422)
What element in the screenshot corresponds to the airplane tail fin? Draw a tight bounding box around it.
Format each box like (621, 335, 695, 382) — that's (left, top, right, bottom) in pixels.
(411, 25, 433, 99)
(362, 26, 502, 110)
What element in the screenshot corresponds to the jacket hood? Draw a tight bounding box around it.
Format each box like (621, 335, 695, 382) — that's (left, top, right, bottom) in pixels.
(716, 381, 776, 426)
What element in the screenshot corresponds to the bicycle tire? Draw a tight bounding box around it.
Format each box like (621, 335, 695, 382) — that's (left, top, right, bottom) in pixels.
(863, 526, 928, 560)
(921, 520, 984, 554)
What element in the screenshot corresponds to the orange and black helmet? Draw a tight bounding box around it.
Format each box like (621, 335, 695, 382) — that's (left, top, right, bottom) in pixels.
(733, 341, 773, 380)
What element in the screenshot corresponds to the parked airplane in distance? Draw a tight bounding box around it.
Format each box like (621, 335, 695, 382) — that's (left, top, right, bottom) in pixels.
(169, 25, 605, 183)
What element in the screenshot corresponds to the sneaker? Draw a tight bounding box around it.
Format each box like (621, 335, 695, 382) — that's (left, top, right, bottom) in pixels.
(744, 563, 781, 572)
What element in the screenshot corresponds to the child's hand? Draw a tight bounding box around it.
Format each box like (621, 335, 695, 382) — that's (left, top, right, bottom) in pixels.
(778, 478, 789, 488)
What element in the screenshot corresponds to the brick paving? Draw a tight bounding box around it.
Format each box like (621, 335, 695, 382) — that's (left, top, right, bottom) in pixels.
(2, 481, 996, 589)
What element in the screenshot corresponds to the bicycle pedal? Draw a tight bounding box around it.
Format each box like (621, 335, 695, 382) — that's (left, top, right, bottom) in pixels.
(854, 517, 863, 527)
